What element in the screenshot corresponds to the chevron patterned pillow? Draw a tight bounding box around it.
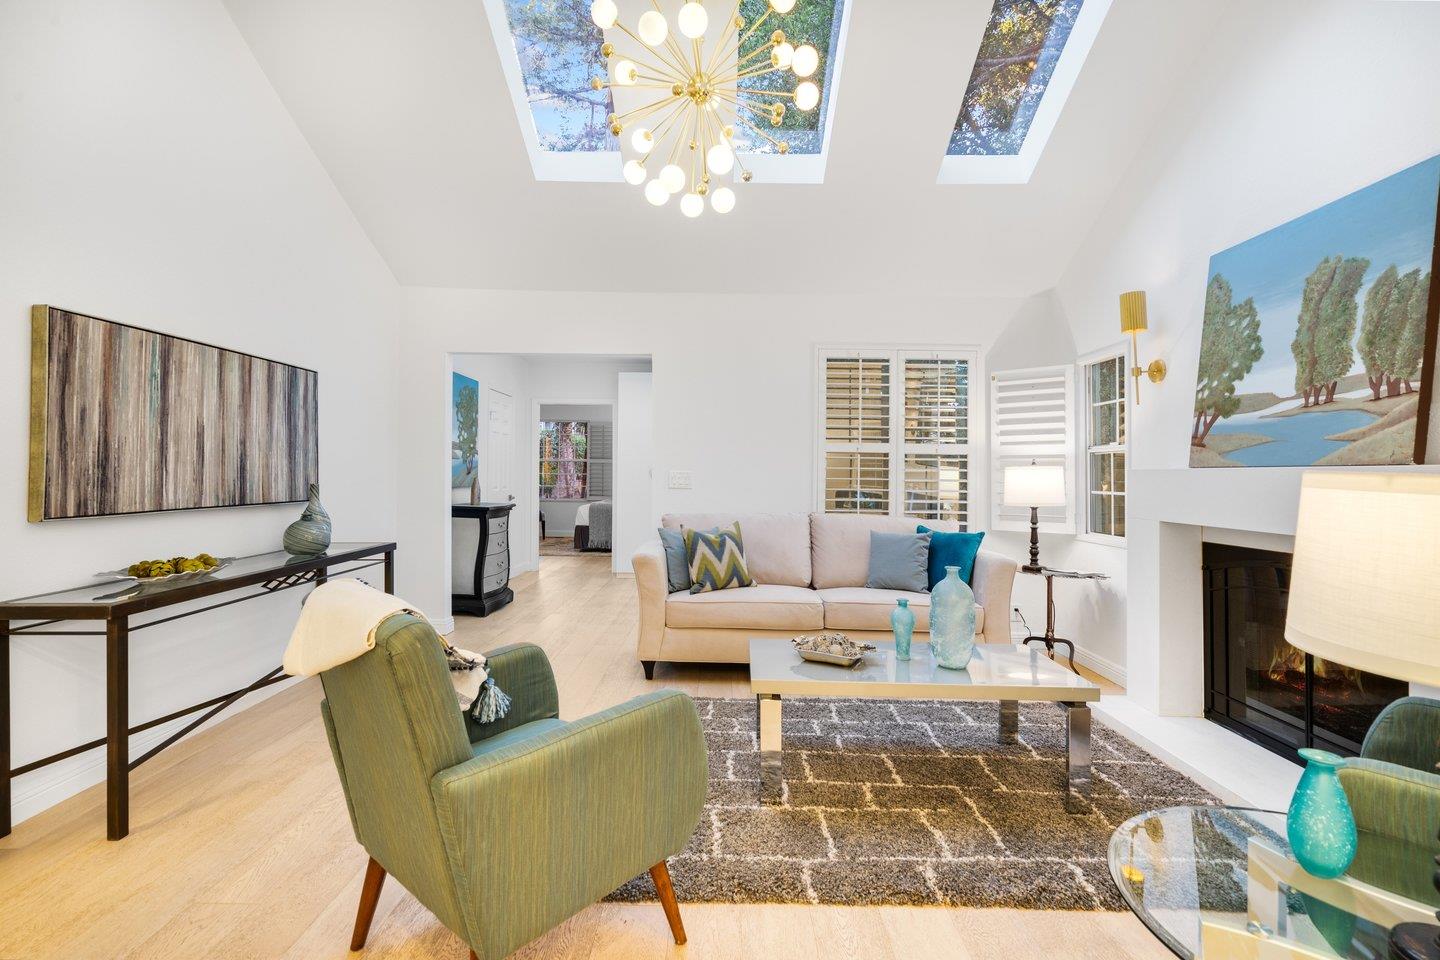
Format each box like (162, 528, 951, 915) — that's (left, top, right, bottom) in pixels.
(683, 522, 755, 594)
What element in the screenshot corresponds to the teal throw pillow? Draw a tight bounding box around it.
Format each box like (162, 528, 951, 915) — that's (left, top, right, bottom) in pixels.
(917, 526, 985, 589)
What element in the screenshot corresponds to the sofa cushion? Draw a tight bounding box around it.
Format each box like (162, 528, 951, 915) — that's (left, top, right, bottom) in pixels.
(817, 588, 985, 634)
(811, 514, 962, 588)
(917, 526, 985, 589)
(666, 584, 824, 630)
(663, 513, 811, 587)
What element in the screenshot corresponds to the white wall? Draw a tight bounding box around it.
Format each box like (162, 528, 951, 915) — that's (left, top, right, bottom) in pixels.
(398, 290, 1041, 624)
(1048, 0, 1440, 701)
(0, 0, 401, 825)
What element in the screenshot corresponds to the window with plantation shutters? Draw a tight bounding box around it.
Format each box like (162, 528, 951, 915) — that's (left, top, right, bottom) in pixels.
(989, 364, 1075, 534)
(818, 348, 977, 528)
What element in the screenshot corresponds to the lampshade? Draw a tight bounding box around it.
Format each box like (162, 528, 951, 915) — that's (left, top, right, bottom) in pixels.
(1119, 290, 1148, 334)
(1285, 472, 1440, 686)
(1003, 463, 1066, 507)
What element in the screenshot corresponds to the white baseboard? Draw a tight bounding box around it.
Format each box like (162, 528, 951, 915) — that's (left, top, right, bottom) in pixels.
(431, 615, 457, 636)
(1073, 646, 1126, 686)
(10, 675, 306, 828)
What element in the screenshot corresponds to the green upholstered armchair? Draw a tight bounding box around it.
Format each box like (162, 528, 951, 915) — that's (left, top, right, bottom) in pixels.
(1339, 696, 1440, 903)
(318, 614, 707, 960)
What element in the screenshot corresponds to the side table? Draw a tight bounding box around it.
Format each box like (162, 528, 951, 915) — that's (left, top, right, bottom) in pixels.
(1019, 565, 1108, 673)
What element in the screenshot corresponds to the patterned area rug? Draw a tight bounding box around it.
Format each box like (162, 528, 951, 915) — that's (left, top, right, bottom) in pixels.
(607, 697, 1218, 910)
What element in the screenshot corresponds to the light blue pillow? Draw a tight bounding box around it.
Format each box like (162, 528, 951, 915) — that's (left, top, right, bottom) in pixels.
(657, 527, 691, 593)
(865, 531, 932, 592)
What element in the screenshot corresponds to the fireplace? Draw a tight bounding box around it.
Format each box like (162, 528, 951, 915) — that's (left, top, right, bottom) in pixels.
(1202, 542, 1406, 761)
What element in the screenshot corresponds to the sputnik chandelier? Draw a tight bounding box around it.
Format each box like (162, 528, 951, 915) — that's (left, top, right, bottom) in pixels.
(588, 0, 822, 217)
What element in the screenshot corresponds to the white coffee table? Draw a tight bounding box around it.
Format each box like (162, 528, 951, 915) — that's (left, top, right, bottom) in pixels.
(748, 639, 1103, 811)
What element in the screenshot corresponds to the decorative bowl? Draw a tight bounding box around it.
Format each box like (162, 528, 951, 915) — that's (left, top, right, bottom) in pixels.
(791, 632, 876, 668)
(97, 558, 233, 583)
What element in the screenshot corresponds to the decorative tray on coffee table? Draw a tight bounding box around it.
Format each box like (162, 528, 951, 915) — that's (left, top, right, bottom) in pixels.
(791, 632, 876, 668)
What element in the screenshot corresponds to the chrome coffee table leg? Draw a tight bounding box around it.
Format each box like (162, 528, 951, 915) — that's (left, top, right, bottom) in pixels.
(998, 700, 1019, 744)
(1063, 702, 1092, 812)
(757, 693, 782, 804)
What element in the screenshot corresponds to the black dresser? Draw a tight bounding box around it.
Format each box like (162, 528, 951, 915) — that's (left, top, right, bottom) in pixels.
(452, 502, 515, 616)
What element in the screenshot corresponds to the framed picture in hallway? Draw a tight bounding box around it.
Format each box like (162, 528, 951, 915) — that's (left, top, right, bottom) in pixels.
(1188, 154, 1440, 467)
(28, 306, 318, 521)
(451, 372, 480, 501)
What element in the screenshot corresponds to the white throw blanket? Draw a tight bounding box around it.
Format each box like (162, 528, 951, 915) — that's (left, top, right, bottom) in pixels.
(282, 580, 507, 719)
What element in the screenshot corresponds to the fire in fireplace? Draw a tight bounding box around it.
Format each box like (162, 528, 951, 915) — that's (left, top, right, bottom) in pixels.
(1202, 542, 1406, 761)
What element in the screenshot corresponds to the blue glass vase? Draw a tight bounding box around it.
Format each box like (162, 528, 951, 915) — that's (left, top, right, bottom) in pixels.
(891, 598, 915, 661)
(1286, 748, 1357, 879)
(930, 566, 976, 669)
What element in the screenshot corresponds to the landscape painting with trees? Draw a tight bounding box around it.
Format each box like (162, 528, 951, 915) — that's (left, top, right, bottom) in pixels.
(452, 373, 480, 499)
(1190, 155, 1440, 467)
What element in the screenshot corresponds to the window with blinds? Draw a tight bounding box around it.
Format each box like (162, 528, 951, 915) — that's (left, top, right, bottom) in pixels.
(819, 349, 976, 527)
(989, 365, 1075, 533)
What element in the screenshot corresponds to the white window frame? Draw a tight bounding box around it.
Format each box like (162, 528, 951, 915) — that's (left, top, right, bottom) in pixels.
(814, 344, 985, 530)
(989, 364, 1076, 534)
(1077, 343, 1129, 547)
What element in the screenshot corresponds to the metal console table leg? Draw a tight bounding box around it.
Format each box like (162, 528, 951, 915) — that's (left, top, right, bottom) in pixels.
(106, 616, 130, 840)
(1062, 701, 1092, 813)
(757, 694, 782, 804)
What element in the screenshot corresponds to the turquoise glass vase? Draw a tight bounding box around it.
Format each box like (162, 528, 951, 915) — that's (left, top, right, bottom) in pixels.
(1286, 748, 1357, 879)
(891, 599, 915, 661)
(929, 566, 976, 669)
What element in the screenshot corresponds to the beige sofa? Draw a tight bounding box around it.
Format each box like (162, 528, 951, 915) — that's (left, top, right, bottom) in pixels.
(632, 513, 1018, 678)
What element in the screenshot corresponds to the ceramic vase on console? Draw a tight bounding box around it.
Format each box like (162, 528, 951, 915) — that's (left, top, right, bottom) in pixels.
(891, 598, 915, 661)
(283, 483, 333, 556)
(1286, 748, 1357, 879)
(929, 565, 976, 669)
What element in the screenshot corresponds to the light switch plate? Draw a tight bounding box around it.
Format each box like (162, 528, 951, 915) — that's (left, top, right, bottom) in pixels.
(667, 470, 693, 490)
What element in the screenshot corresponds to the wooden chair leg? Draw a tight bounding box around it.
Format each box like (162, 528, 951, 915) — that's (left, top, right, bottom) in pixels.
(350, 856, 387, 951)
(649, 861, 686, 945)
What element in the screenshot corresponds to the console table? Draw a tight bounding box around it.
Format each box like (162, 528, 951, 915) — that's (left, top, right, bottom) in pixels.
(0, 541, 395, 841)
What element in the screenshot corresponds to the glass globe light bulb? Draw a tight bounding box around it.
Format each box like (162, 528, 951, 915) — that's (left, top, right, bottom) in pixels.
(637, 10, 668, 46)
(630, 127, 653, 153)
(680, 193, 704, 218)
(792, 44, 819, 78)
(644, 179, 669, 206)
(659, 163, 686, 194)
(590, 0, 618, 29)
(771, 42, 794, 69)
(710, 186, 736, 214)
(623, 160, 647, 185)
(706, 142, 734, 175)
(795, 80, 820, 111)
(677, 2, 708, 39)
(769, 0, 796, 12)
(613, 59, 638, 85)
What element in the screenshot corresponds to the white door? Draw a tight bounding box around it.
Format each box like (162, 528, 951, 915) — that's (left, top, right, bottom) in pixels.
(485, 389, 514, 504)
(615, 372, 654, 574)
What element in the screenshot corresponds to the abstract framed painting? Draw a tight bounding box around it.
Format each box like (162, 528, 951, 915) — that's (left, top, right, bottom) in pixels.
(1189, 155, 1440, 467)
(28, 306, 319, 520)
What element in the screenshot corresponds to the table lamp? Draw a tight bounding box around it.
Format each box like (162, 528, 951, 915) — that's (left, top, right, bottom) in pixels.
(1284, 472, 1440, 960)
(1003, 461, 1066, 573)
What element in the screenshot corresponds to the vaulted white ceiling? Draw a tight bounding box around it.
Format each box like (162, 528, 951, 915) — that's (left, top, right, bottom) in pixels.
(221, 0, 1232, 296)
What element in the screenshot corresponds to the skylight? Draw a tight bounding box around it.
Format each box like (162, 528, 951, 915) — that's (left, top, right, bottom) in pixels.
(483, 0, 849, 182)
(939, 0, 1111, 185)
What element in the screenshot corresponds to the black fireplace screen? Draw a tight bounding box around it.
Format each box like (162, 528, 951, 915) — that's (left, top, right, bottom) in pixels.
(1202, 542, 1406, 761)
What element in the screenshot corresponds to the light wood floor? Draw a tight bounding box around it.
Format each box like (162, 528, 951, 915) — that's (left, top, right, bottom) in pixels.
(0, 555, 1164, 960)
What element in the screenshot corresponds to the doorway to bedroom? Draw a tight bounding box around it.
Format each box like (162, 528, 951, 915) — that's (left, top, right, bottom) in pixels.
(538, 403, 613, 557)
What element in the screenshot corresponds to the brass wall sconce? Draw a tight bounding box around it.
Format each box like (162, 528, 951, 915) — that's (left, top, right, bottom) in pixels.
(1119, 290, 1166, 403)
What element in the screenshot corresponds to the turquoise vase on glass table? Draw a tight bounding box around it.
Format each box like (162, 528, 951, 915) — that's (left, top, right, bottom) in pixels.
(891, 599, 914, 661)
(1286, 748, 1358, 879)
(929, 565, 977, 669)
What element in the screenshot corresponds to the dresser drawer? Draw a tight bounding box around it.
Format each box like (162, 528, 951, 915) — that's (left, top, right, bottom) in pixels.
(481, 552, 508, 581)
(485, 532, 508, 557)
(487, 514, 509, 535)
(481, 570, 508, 595)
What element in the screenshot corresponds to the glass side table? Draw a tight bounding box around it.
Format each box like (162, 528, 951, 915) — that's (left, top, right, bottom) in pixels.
(1108, 806, 1438, 959)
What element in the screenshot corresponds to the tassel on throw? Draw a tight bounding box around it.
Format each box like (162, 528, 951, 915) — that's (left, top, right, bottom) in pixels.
(471, 677, 511, 724)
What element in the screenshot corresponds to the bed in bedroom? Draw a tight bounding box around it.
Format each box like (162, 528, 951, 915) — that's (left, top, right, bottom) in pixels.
(572, 500, 612, 552)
